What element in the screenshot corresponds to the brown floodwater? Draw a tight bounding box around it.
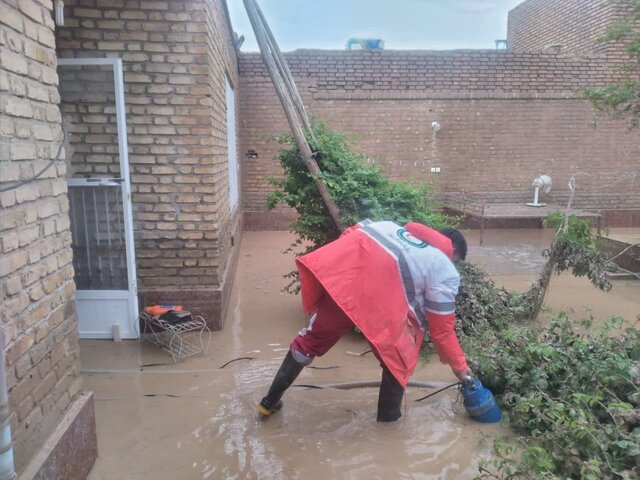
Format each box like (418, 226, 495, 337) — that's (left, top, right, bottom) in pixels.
(83, 229, 639, 479)
(465, 228, 640, 322)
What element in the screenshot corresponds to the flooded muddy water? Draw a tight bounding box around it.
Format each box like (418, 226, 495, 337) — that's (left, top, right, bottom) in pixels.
(83, 229, 639, 479)
(465, 228, 640, 322)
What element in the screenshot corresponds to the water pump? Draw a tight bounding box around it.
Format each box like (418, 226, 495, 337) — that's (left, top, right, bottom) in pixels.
(461, 377, 502, 423)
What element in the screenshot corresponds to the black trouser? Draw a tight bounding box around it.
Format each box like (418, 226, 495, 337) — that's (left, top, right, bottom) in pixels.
(262, 350, 404, 421)
(377, 367, 405, 422)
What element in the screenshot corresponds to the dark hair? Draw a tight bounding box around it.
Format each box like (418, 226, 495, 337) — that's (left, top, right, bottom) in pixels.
(439, 228, 467, 261)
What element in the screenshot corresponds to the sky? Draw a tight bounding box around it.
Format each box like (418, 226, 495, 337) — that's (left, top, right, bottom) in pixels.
(227, 0, 526, 52)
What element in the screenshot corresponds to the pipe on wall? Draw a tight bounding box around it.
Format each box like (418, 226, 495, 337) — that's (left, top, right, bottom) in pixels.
(0, 331, 16, 480)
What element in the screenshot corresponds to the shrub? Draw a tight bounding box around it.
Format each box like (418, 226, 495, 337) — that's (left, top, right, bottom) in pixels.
(268, 122, 456, 291)
(471, 314, 640, 479)
(582, 0, 640, 129)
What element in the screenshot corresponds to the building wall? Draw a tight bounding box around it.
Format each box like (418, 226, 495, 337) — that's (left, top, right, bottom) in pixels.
(204, 0, 241, 287)
(238, 50, 640, 228)
(55, 0, 240, 328)
(0, 0, 91, 473)
(507, 0, 636, 64)
(507, 0, 615, 54)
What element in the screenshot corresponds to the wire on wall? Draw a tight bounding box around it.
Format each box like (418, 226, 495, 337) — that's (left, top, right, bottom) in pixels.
(0, 129, 67, 193)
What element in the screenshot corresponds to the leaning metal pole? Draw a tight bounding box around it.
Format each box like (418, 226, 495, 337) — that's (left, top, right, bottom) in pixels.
(251, 0, 316, 142)
(242, 0, 345, 232)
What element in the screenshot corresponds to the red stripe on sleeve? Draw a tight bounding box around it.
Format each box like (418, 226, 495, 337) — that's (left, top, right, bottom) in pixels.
(427, 311, 468, 373)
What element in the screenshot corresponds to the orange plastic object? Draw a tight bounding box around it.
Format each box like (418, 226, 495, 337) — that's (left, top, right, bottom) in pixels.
(145, 305, 184, 316)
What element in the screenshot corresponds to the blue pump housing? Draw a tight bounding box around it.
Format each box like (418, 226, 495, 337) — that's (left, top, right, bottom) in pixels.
(461, 379, 502, 423)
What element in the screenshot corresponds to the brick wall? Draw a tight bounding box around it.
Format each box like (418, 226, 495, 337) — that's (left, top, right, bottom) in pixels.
(55, 0, 240, 328)
(239, 50, 640, 228)
(0, 0, 84, 472)
(507, 0, 615, 54)
(507, 0, 636, 63)
(204, 0, 240, 286)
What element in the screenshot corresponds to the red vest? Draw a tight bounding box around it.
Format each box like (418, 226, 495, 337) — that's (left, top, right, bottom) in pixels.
(296, 220, 468, 387)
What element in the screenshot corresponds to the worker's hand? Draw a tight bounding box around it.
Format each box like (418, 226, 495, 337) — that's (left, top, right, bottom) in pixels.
(454, 368, 474, 383)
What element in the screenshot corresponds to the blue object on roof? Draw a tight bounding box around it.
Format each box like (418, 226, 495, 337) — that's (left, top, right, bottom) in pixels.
(346, 38, 385, 50)
(495, 39, 508, 50)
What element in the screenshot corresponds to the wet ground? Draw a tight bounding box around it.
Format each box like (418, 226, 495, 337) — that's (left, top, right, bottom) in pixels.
(83, 229, 639, 479)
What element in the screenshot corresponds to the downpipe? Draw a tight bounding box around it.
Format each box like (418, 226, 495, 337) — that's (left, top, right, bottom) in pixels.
(0, 331, 16, 480)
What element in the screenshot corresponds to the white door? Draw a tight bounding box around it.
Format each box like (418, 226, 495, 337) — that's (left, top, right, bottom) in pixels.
(225, 77, 239, 212)
(66, 178, 137, 338)
(59, 58, 138, 339)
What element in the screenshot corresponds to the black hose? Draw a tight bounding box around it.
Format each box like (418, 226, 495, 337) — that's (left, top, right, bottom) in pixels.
(292, 380, 451, 390)
(219, 357, 256, 369)
(414, 382, 460, 402)
(139, 363, 171, 368)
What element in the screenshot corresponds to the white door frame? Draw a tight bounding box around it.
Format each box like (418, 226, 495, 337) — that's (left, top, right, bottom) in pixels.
(58, 57, 139, 339)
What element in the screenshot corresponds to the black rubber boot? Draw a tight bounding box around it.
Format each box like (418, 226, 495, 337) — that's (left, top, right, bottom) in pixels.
(258, 350, 305, 416)
(376, 367, 405, 422)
